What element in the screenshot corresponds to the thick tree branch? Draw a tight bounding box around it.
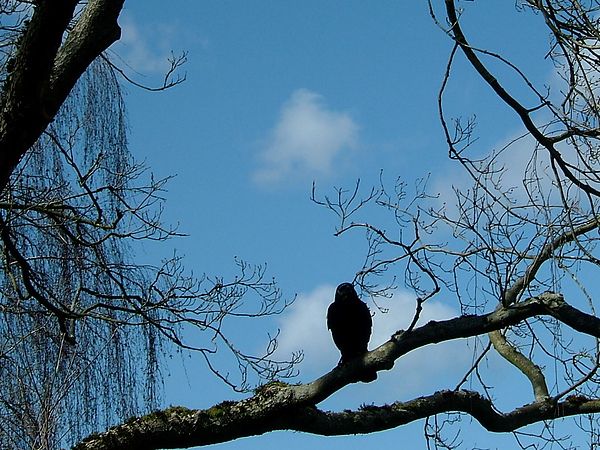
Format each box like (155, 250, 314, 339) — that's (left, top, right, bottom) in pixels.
(0, 0, 125, 194)
(50, 0, 124, 110)
(71, 389, 600, 449)
(73, 292, 600, 449)
(286, 390, 600, 436)
(488, 329, 549, 402)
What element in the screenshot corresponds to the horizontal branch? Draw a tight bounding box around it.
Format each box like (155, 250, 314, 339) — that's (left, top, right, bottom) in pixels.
(72, 389, 600, 449)
(287, 390, 600, 436)
(73, 292, 600, 449)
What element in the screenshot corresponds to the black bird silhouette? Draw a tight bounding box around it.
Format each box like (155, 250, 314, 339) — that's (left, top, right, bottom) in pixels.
(327, 282, 377, 381)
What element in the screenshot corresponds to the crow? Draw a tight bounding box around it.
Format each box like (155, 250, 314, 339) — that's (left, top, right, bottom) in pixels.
(327, 282, 377, 381)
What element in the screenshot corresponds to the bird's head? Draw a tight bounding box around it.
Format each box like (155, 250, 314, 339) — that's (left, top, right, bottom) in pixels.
(335, 282, 356, 301)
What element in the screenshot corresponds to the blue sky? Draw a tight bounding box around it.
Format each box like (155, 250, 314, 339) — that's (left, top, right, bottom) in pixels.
(106, 1, 581, 448)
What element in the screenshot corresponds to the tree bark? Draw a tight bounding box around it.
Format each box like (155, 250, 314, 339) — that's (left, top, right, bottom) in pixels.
(73, 293, 600, 450)
(0, 0, 125, 194)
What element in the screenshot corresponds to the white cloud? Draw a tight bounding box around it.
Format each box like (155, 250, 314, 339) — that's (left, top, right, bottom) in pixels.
(253, 89, 359, 185)
(274, 284, 471, 397)
(274, 284, 338, 373)
(370, 291, 471, 400)
(114, 13, 178, 74)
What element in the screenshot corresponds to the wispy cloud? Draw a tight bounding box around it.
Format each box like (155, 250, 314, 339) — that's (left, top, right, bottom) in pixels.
(253, 89, 359, 185)
(114, 13, 181, 75)
(429, 132, 558, 222)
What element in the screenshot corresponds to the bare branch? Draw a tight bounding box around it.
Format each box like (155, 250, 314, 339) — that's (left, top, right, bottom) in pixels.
(74, 292, 600, 449)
